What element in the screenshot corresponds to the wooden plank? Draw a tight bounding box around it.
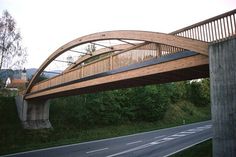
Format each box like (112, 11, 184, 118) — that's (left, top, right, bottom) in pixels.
(26, 54, 208, 99)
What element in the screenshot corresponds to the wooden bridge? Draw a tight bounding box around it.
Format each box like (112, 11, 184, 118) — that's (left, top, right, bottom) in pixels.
(24, 9, 235, 100)
(16, 9, 236, 157)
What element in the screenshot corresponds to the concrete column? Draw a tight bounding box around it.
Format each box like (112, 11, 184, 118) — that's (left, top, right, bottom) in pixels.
(15, 96, 52, 129)
(209, 38, 236, 157)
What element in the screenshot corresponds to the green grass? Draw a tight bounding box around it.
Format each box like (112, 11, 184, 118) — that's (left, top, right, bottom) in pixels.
(170, 139, 212, 157)
(0, 97, 211, 155)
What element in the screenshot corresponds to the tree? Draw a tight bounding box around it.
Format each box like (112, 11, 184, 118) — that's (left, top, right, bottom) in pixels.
(0, 10, 27, 70)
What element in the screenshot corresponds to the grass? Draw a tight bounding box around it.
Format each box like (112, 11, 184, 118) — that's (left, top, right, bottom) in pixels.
(170, 139, 212, 157)
(0, 97, 211, 155)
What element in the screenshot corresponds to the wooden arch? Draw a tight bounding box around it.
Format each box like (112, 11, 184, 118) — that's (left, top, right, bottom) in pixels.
(25, 30, 208, 95)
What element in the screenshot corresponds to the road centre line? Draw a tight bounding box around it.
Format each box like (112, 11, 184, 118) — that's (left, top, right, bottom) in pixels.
(107, 125, 211, 157)
(86, 147, 109, 154)
(107, 136, 176, 156)
(171, 134, 186, 137)
(126, 140, 142, 145)
(162, 137, 176, 141)
(155, 135, 166, 139)
(180, 131, 195, 134)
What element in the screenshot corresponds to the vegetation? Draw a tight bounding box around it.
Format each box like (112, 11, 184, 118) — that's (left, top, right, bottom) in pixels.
(0, 10, 27, 70)
(0, 79, 211, 155)
(170, 139, 212, 157)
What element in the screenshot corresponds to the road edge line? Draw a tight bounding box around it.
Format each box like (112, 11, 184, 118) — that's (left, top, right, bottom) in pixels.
(162, 137, 212, 157)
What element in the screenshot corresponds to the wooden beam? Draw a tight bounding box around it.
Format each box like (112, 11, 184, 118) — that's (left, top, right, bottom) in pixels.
(25, 54, 208, 99)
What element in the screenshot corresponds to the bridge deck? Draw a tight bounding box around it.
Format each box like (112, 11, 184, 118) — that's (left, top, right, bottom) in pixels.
(25, 51, 208, 100)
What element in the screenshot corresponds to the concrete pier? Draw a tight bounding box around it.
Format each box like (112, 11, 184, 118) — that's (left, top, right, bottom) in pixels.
(209, 38, 236, 157)
(15, 96, 51, 129)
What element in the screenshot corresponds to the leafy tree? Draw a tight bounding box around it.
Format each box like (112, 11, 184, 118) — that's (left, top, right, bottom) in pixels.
(0, 10, 27, 70)
(186, 79, 210, 106)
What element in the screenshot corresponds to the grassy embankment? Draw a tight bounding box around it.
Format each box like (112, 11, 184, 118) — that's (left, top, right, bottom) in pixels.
(0, 96, 211, 155)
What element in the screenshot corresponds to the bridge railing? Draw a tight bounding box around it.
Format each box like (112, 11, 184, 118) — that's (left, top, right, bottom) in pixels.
(170, 9, 236, 42)
(30, 43, 185, 92)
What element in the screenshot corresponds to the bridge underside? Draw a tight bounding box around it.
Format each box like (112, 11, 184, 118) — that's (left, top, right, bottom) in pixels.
(25, 52, 209, 100)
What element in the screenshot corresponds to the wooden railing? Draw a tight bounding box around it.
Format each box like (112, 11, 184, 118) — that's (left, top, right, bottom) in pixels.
(170, 9, 236, 42)
(30, 43, 185, 92)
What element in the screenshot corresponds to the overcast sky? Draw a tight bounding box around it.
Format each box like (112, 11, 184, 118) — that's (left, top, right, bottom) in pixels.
(0, 0, 235, 70)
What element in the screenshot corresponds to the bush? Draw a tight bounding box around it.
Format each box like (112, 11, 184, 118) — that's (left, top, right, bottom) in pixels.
(186, 79, 210, 106)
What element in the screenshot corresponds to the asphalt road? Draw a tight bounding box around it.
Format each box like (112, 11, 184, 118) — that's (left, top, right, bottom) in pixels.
(2, 120, 212, 157)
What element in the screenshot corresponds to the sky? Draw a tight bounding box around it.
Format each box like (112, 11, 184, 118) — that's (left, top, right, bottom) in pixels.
(0, 0, 235, 70)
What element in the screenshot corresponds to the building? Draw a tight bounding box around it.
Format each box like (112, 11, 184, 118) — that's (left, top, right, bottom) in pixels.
(5, 68, 28, 90)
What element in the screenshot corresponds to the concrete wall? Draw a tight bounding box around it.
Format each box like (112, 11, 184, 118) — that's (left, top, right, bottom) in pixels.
(15, 95, 52, 129)
(209, 38, 236, 157)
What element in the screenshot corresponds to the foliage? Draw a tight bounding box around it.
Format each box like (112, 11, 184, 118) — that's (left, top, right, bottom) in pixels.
(185, 79, 210, 106)
(0, 10, 27, 70)
(50, 80, 210, 128)
(0, 88, 17, 96)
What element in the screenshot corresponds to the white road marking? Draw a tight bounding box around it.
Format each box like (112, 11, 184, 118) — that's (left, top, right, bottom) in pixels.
(162, 137, 212, 157)
(150, 141, 164, 145)
(171, 134, 186, 137)
(126, 140, 142, 145)
(162, 137, 175, 141)
(180, 131, 195, 134)
(151, 137, 175, 145)
(106, 143, 152, 157)
(155, 135, 166, 139)
(86, 147, 109, 154)
(106, 124, 212, 157)
(187, 129, 198, 132)
(107, 136, 176, 157)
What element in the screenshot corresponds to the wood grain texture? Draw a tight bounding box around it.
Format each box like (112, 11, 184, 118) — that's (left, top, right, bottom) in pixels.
(26, 54, 209, 99)
(25, 30, 208, 95)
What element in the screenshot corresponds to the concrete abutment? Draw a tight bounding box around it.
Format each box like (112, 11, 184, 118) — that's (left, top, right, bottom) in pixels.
(209, 38, 236, 157)
(15, 96, 52, 129)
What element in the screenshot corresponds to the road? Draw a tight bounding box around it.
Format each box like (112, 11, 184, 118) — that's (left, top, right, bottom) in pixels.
(2, 121, 212, 157)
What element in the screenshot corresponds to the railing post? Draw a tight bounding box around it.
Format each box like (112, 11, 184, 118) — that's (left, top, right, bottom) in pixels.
(155, 43, 161, 58)
(110, 55, 113, 70)
(81, 65, 84, 77)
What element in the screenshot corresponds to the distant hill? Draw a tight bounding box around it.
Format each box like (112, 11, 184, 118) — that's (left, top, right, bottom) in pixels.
(0, 69, 62, 82)
(26, 68, 62, 78)
(0, 69, 21, 82)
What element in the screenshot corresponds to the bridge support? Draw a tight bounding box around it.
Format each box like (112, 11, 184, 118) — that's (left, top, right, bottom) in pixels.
(15, 96, 52, 129)
(209, 38, 236, 157)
